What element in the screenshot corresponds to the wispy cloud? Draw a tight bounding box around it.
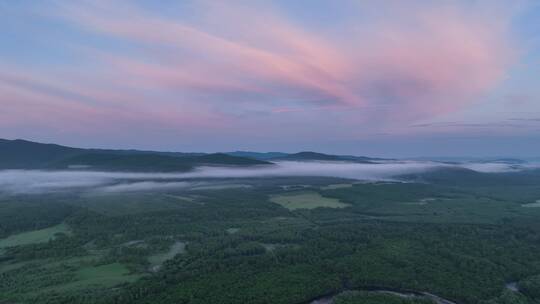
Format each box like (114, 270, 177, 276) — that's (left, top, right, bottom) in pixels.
(410, 121, 528, 129)
(0, 0, 534, 149)
(509, 118, 540, 122)
(61, 1, 515, 113)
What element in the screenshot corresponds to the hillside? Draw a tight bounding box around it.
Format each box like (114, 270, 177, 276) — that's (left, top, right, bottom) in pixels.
(400, 166, 540, 187)
(271, 151, 377, 163)
(0, 139, 82, 169)
(186, 153, 271, 165)
(0, 139, 271, 171)
(226, 151, 289, 160)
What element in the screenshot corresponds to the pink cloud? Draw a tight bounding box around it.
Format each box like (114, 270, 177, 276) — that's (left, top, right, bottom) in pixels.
(0, 66, 229, 137)
(57, 2, 515, 115)
(56, 1, 361, 104)
(1, 0, 523, 143)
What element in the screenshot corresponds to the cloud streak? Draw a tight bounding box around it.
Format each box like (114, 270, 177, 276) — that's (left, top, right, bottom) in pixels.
(61, 1, 514, 114)
(0, 0, 529, 147)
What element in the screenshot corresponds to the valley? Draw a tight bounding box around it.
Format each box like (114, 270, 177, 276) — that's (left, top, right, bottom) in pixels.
(1, 140, 540, 304)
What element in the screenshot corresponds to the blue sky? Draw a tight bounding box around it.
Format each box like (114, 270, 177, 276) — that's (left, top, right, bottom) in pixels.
(1, 1, 539, 157)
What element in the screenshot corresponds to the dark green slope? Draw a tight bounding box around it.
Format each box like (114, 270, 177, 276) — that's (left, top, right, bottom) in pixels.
(52, 153, 270, 172)
(271, 151, 377, 163)
(50, 153, 194, 172)
(0, 139, 271, 171)
(186, 153, 271, 165)
(400, 166, 540, 186)
(0, 139, 82, 169)
(226, 151, 289, 160)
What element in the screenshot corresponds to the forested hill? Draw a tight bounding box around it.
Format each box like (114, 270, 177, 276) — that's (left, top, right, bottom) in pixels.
(226, 151, 289, 160)
(0, 139, 271, 171)
(0, 139, 388, 171)
(0, 139, 81, 169)
(268, 151, 381, 163)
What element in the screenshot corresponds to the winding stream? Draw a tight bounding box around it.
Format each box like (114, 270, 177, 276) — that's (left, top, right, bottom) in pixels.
(308, 288, 458, 304)
(310, 281, 521, 304)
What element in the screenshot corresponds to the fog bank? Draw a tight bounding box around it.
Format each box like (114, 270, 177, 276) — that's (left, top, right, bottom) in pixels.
(0, 160, 536, 194)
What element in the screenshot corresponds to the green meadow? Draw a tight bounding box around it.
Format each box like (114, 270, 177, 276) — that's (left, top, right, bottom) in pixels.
(0, 223, 71, 249)
(270, 191, 351, 210)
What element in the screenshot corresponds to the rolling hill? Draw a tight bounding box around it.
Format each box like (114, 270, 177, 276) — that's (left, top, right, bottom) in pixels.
(226, 151, 289, 160)
(0, 139, 81, 169)
(269, 151, 380, 163)
(0, 139, 271, 171)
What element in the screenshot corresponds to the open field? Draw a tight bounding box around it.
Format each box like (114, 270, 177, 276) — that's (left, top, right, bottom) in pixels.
(75, 263, 141, 287)
(148, 241, 186, 268)
(0, 223, 71, 248)
(270, 191, 351, 210)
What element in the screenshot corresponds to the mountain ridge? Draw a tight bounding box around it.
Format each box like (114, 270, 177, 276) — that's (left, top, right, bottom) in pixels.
(0, 139, 270, 171)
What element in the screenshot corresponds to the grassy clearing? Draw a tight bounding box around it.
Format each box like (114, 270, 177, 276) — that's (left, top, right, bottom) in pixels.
(270, 191, 350, 210)
(50, 263, 142, 293)
(0, 223, 71, 248)
(1, 255, 136, 300)
(148, 241, 186, 268)
(77, 263, 138, 284)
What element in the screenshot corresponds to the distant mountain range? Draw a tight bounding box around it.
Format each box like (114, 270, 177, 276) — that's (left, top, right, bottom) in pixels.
(0, 139, 389, 172)
(261, 151, 380, 163)
(226, 151, 387, 163)
(0, 139, 531, 172)
(410, 156, 532, 163)
(225, 151, 289, 160)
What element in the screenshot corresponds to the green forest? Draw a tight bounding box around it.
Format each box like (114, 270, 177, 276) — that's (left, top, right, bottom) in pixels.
(2, 170, 540, 304)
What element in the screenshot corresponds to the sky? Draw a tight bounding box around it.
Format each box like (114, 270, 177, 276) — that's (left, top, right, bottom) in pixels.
(1, 0, 539, 157)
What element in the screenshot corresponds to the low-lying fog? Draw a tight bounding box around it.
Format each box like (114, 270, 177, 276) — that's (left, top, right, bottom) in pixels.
(0, 160, 537, 194)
